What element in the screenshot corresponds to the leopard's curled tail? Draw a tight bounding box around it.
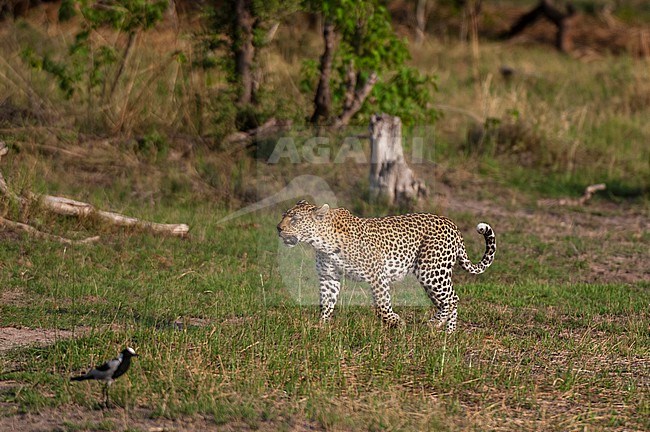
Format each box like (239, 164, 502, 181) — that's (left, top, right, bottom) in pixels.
(457, 223, 496, 275)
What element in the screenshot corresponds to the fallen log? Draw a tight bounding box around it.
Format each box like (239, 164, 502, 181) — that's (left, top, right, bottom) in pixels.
(222, 117, 294, 152)
(0, 140, 190, 240)
(33, 195, 189, 236)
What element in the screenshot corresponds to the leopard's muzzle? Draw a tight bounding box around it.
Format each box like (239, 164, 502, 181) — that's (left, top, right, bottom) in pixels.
(277, 225, 299, 247)
(281, 236, 299, 247)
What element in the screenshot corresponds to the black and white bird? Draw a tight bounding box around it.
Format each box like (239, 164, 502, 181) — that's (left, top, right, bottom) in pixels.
(70, 347, 138, 406)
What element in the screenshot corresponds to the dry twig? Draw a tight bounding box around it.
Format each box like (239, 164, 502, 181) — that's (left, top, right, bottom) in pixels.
(537, 183, 606, 207)
(0, 217, 100, 245)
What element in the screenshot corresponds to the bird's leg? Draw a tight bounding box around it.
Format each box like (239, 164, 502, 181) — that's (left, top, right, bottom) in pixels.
(103, 383, 110, 408)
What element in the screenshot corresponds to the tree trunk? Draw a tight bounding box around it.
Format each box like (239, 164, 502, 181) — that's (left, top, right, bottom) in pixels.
(234, 0, 256, 105)
(310, 22, 336, 124)
(556, 8, 578, 52)
(109, 31, 137, 100)
(415, 0, 428, 46)
(369, 114, 426, 206)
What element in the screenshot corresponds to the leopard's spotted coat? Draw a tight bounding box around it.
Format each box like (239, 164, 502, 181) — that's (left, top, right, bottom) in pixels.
(277, 200, 496, 332)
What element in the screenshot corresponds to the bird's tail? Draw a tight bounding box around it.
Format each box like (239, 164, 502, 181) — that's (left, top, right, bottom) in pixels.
(70, 375, 91, 381)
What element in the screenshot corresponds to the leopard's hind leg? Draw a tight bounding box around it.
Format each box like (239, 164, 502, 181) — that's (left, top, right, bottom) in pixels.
(419, 272, 458, 332)
(415, 242, 459, 333)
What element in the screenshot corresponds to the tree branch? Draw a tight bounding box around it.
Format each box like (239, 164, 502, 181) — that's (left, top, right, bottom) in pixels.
(501, 0, 577, 52)
(222, 117, 293, 150)
(341, 62, 357, 115)
(234, 0, 256, 105)
(109, 31, 138, 100)
(333, 71, 378, 129)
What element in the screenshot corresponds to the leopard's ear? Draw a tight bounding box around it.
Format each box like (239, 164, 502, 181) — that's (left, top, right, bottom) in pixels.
(296, 199, 308, 205)
(313, 204, 330, 220)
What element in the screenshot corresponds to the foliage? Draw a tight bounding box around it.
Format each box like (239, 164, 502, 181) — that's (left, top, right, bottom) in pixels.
(201, 0, 301, 94)
(304, 0, 438, 125)
(21, 0, 168, 102)
(135, 129, 169, 162)
(321, 0, 408, 74)
(365, 66, 438, 126)
(60, 0, 168, 31)
(21, 49, 81, 99)
(2, 0, 648, 195)
(194, 0, 303, 134)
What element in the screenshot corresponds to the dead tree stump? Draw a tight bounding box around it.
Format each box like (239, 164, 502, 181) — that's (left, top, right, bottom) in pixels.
(369, 114, 426, 206)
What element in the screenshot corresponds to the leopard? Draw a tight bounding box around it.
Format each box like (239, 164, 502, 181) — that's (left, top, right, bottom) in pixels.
(277, 200, 496, 332)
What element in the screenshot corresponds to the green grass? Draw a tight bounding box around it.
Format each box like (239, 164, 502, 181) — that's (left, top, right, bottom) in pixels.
(1, 203, 648, 430)
(415, 42, 650, 199)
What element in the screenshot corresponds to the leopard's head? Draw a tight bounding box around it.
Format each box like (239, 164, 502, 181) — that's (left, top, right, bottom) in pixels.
(277, 200, 331, 248)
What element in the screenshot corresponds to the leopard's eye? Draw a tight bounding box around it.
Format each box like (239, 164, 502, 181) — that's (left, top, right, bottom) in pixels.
(291, 214, 302, 224)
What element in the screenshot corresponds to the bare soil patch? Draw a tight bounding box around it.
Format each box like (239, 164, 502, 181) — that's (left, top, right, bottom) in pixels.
(0, 327, 83, 353)
(0, 316, 217, 353)
(0, 288, 26, 307)
(0, 406, 321, 432)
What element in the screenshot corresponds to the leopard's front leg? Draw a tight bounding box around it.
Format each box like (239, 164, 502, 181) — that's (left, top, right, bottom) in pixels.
(369, 276, 402, 327)
(316, 252, 341, 322)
